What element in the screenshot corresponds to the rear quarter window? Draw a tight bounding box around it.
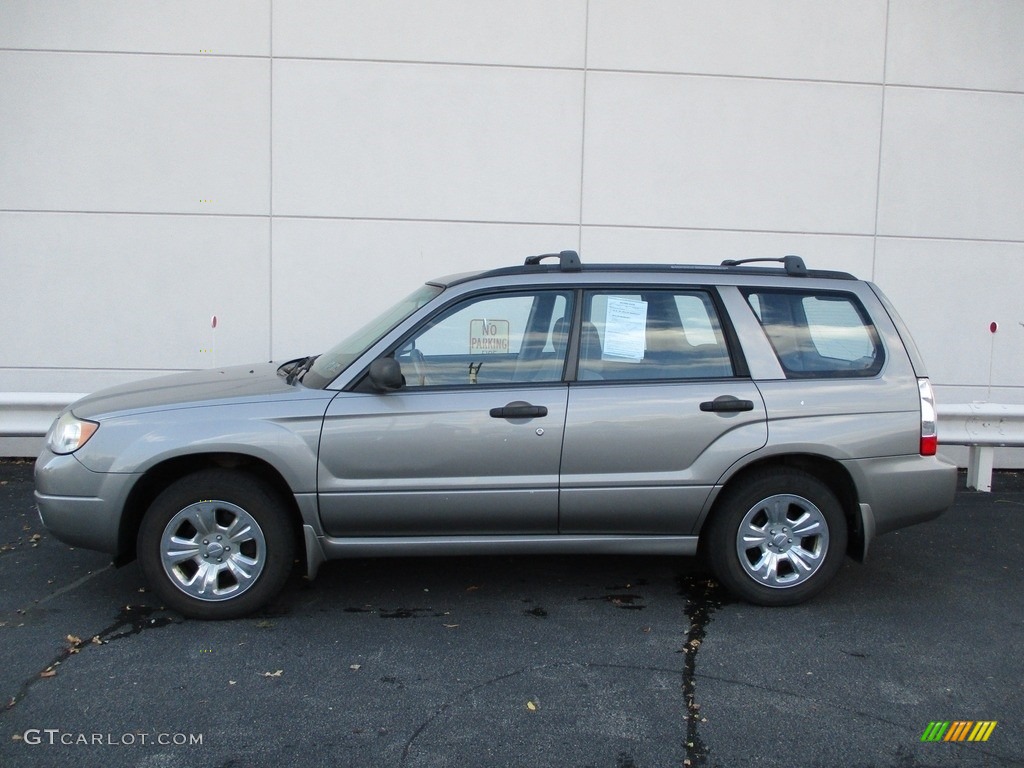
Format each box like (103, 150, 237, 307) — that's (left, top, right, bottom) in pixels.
(744, 289, 884, 378)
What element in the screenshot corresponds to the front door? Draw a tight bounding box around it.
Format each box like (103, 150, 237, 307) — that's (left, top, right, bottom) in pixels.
(317, 289, 573, 537)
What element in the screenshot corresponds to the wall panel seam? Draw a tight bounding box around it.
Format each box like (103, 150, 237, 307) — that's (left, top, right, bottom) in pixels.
(2, 48, 1020, 96)
(3, 210, 1022, 247)
(871, 0, 892, 282)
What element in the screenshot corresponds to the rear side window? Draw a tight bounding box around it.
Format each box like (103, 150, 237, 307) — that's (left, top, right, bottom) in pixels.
(578, 289, 735, 380)
(744, 290, 883, 378)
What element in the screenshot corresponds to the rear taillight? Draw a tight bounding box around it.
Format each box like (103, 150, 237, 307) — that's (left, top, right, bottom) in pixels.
(919, 378, 938, 456)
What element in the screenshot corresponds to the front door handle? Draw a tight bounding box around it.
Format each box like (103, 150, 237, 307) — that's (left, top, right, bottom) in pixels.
(700, 395, 755, 413)
(490, 401, 548, 419)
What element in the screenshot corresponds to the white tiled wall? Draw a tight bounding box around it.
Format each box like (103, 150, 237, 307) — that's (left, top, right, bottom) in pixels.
(0, 51, 270, 216)
(877, 87, 1024, 242)
(272, 60, 583, 222)
(587, 0, 887, 83)
(0, 212, 270, 376)
(2, 0, 1023, 460)
(582, 73, 882, 233)
(886, 0, 1024, 92)
(272, 0, 585, 67)
(0, 0, 269, 55)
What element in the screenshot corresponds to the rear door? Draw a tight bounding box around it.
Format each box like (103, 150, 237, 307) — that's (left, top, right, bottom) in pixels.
(559, 288, 768, 535)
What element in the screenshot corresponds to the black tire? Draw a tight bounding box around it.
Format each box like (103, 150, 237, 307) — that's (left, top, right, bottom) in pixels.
(137, 469, 295, 620)
(704, 468, 847, 606)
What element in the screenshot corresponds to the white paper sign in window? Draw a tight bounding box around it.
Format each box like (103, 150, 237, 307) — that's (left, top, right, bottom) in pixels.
(603, 297, 648, 361)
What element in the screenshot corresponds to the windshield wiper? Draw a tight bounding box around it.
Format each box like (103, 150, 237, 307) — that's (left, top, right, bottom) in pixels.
(279, 355, 318, 385)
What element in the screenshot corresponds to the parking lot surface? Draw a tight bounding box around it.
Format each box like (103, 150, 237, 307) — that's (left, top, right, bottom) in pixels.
(1, 458, 1021, 767)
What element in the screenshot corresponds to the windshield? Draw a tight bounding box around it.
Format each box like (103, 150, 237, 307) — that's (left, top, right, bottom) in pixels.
(302, 283, 444, 389)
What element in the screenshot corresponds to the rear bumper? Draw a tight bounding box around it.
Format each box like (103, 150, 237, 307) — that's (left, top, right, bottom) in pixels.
(842, 454, 958, 553)
(34, 448, 137, 555)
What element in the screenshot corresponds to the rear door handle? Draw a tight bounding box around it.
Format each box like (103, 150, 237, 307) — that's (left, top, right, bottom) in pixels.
(700, 395, 755, 413)
(490, 402, 548, 419)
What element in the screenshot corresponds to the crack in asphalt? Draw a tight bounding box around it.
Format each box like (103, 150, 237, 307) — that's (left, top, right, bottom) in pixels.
(678, 574, 727, 768)
(397, 661, 687, 766)
(2, 603, 178, 713)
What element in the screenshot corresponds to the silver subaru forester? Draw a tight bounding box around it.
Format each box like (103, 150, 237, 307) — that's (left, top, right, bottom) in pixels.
(36, 252, 957, 619)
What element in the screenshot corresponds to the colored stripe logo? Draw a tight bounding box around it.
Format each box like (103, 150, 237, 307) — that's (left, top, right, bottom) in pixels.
(921, 721, 997, 742)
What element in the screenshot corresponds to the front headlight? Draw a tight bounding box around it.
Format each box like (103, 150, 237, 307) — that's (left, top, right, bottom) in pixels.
(47, 411, 99, 455)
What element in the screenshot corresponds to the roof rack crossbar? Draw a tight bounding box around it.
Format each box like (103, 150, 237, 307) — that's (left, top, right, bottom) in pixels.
(524, 250, 582, 272)
(720, 255, 808, 277)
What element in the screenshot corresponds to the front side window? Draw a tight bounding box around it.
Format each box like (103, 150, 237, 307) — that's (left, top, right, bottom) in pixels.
(395, 290, 572, 387)
(744, 289, 883, 378)
(578, 290, 734, 381)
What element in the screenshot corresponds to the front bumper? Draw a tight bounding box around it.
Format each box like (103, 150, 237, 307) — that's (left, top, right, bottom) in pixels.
(34, 448, 139, 555)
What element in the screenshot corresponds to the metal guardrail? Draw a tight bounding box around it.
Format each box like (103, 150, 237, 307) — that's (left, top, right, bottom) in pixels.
(1, 394, 1022, 491)
(936, 403, 1024, 492)
(0, 393, 84, 441)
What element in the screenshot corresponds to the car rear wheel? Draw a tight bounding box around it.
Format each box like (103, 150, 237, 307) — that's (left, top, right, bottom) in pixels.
(705, 468, 847, 606)
(138, 469, 295, 620)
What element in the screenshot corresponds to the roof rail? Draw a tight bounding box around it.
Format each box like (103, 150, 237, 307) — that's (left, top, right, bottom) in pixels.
(524, 250, 582, 272)
(720, 255, 808, 277)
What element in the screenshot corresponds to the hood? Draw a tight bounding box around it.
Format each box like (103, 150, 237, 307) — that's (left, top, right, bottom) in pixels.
(70, 363, 319, 420)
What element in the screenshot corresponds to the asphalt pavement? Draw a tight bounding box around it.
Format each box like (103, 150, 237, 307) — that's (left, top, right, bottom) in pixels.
(0, 458, 1021, 767)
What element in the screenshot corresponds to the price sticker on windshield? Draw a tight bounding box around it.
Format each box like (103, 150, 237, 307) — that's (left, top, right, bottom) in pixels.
(469, 319, 510, 354)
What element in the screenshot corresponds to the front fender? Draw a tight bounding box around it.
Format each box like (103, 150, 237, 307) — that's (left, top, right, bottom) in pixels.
(73, 395, 334, 494)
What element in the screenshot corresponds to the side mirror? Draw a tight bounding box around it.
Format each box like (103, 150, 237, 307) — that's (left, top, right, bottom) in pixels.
(367, 357, 404, 392)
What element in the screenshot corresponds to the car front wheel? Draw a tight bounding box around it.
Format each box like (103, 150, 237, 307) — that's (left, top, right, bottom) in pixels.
(137, 469, 295, 620)
(705, 468, 847, 606)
